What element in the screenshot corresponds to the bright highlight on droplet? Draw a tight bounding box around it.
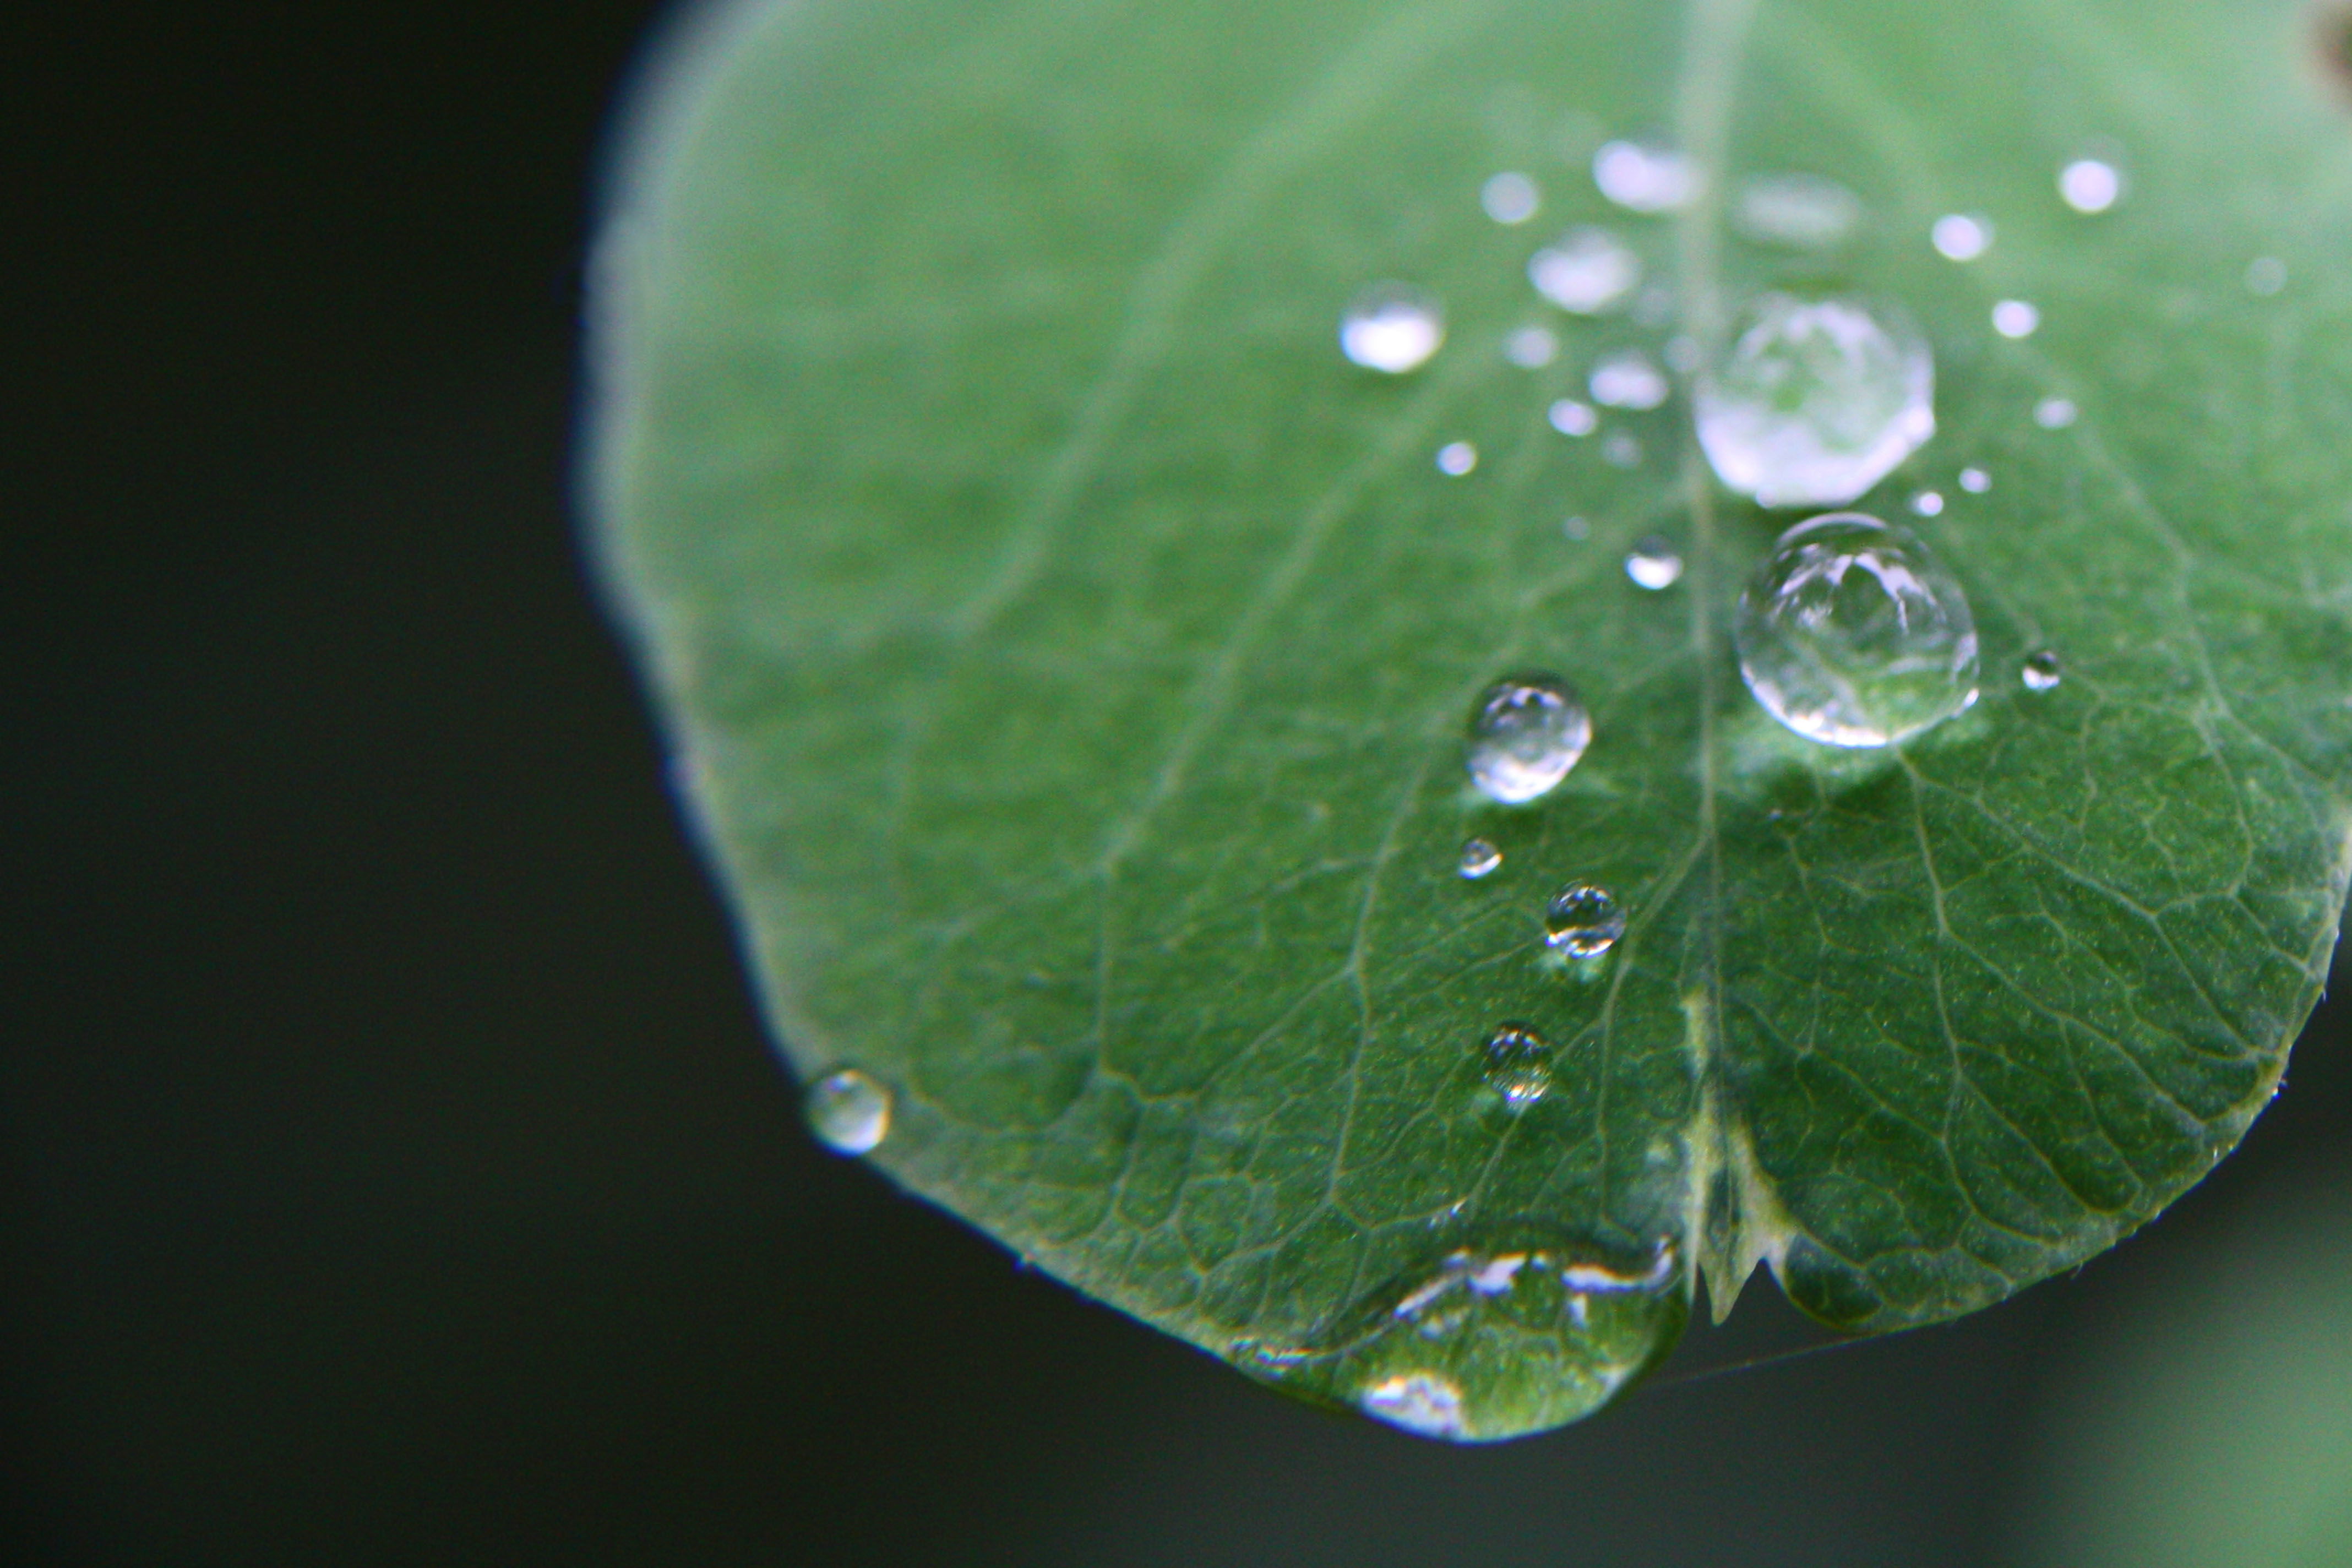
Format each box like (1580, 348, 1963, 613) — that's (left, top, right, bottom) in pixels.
(1911, 491, 1945, 518)
(1340, 284, 1445, 373)
(1931, 213, 1993, 261)
(2246, 256, 2287, 296)
(1528, 227, 1641, 315)
(1505, 325, 1558, 367)
(1482, 171, 1540, 225)
(807, 1069, 891, 1154)
(1734, 172, 1861, 249)
(1543, 883, 1625, 957)
(1466, 675, 1591, 804)
(1360, 1373, 1467, 1439)
(1460, 839, 1503, 879)
(2021, 650, 2062, 693)
(1548, 399, 1598, 437)
(1991, 300, 2040, 339)
(1593, 138, 1696, 213)
(1735, 513, 1979, 748)
(2059, 158, 2122, 214)
(1437, 441, 1478, 476)
(1959, 466, 1991, 494)
(2034, 396, 2078, 429)
(1624, 536, 1683, 590)
(1589, 350, 1669, 410)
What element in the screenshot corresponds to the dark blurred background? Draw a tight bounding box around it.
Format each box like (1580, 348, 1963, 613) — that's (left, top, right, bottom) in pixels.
(6, 2, 2349, 1564)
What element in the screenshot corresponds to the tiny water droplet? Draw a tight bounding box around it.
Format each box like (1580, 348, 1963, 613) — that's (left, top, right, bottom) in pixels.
(1480, 1023, 1553, 1106)
(1341, 284, 1445, 373)
(2021, 650, 2062, 692)
(1600, 431, 1643, 469)
(1694, 291, 1935, 508)
(1561, 515, 1589, 541)
(1528, 226, 1641, 314)
(1958, 466, 1992, 494)
(807, 1069, 891, 1154)
(1910, 490, 1944, 518)
(1459, 839, 1503, 879)
(1505, 325, 1558, 367)
(1544, 883, 1625, 956)
(1593, 138, 1696, 213)
(1931, 213, 1994, 261)
(2034, 396, 2078, 430)
(1734, 513, 1980, 748)
(1437, 441, 1478, 476)
(1481, 171, 1540, 225)
(1548, 398, 1598, 437)
(2059, 157, 2123, 214)
(1590, 350, 1670, 410)
(1991, 300, 2040, 339)
(1624, 536, 1683, 590)
(1467, 675, 1591, 804)
(2246, 256, 2288, 296)
(1733, 172, 1861, 249)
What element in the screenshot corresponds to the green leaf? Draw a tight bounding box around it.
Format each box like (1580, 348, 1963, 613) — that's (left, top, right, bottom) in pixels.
(585, 0, 2352, 1440)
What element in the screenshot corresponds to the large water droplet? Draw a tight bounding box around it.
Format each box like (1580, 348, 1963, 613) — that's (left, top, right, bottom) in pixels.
(1694, 292, 1935, 508)
(1734, 513, 1980, 749)
(1480, 171, 1540, 225)
(1733, 172, 1860, 249)
(1233, 1224, 1686, 1443)
(1467, 676, 1591, 804)
(1593, 138, 1696, 213)
(2059, 157, 2124, 214)
(2021, 650, 2062, 692)
(1528, 227, 1640, 314)
(1481, 1023, 1554, 1106)
(1543, 883, 1625, 956)
(1590, 350, 1670, 410)
(807, 1069, 891, 1154)
(1341, 285, 1445, 373)
(1624, 536, 1683, 590)
(1459, 838, 1503, 879)
(1931, 213, 1994, 261)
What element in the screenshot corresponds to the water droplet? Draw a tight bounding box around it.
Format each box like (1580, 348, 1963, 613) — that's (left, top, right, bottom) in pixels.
(1734, 513, 1980, 748)
(1733, 172, 1861, 249)
(1561, 514, 1590, 541)
(1600, 431, 1643, 469)
(1459, 839, 1503, 879)
(1931, 213, 1994, 261)
(1593, 138, 1696, 213)
(1991, 300, 2040, 339)
(1548, 398, 1598, 437)
(1505, 325, 1558, 367)
(1466, 675, 1591, 804)
(1437, 441, 1478, 476)
(2034, 396, 2078, 430)
(1624, 536, 1683, 590)
(1543, 883, 1625, 956)
(807, 1069, 891, 1154)
(1910, 490, 1945, 518)
(1362, 1372, 1466, 1438)
(1481, 171, 1540, 225)
(2059, 157, 2124, 214)
(1528, 227, 1640, 314)
(1590, 350, 1670, 411)
(1694, 291, 1935, 508)
(1958, 466, 1992, 494)
(1481, 1023, 1553, 1106)
(2021, 650, 2062, 692)
(1341, 284, 1445, 373)
(2246, 256, 2288, 296)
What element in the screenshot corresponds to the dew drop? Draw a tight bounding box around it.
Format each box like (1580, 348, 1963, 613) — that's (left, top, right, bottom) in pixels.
(2059, 157, 2124, 214)
(1528, 226, 1641, 314)
(2034, 396, 2078, 430)
(1544, 883, 1625, 957)
(1959, 466, 1992, 494)
(1910, 490, 1945, 518)
(1548, 398, 1598, 437)
(807, 1069, 891, 1154)
(1733, 172, 1861, 249)
(1694, 291, 1935, 508)
(1991, 300, 2040, 339)
(1561, 514, 1590, 541)
(1341, 284, 1445, 373)
(2246, 256, 2288, 296)
(1437, 441, 1478, 476)
(1466, 675, 1591, 804)
(1624, 536, 1683, 590)
(1733, 513, 1980, 749)
(1505, 325, 1558, 367)
(1593, 138, 1697, 213)
(1481, 171, 1540, 225)
(2021, 649, 2062, 692)
(1459, 839, 1503, 879)
(1481, 1023, 1554, 1106)
(1590, 350, 1670, 410)
(1931, 213, 1994, 261)
(1600, 431, 1643, 469)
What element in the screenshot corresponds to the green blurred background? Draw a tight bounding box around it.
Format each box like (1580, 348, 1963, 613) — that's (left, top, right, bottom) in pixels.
(6, 1, 2349, 1562)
